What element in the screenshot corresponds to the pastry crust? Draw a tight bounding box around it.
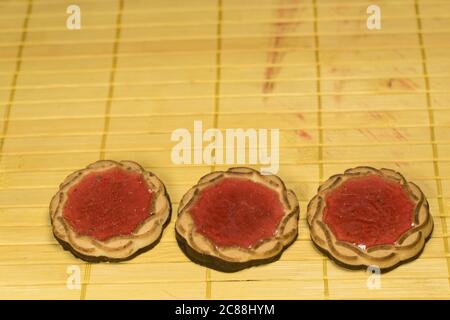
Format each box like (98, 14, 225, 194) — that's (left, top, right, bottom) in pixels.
(50, 160, 171, 262)
(175, 167, 299, 272)
(307, 166, 433, 271)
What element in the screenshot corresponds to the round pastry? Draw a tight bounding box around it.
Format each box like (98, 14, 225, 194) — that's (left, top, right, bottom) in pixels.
(175, 167, 299, 272)
(50, 160, 171, 262)
(307, 166, 433, 271)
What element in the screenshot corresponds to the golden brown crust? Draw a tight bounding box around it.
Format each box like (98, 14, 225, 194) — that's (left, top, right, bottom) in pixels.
(175, 167, 299, 270)
(50, 160, 171, 262)
(307, 166, 433, 270)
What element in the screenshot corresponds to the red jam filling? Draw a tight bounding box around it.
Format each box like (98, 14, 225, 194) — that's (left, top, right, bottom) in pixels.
(323, 175, 415, 248)
(189, 177, 285, 248)
(63, 167, 153, 241)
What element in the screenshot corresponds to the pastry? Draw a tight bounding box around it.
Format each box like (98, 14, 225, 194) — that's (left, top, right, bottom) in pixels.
(307, 166, 433, 271)
(50, 160, 171, 262)
(175, 167, 299, 272)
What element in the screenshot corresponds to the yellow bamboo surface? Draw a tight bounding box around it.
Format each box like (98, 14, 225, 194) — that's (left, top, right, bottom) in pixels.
(0, 0, 450, 300)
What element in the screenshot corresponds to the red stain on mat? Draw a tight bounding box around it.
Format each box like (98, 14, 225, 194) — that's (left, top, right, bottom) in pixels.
(263, 0, 300, 95)
(296, 129, 312, 140)
(385, 78, 418, 91)
(368, 111, 396, 122)
(358, 128, 380, 142)
(333, 80, 344, 104)
(391, 128, 408, 141)
(394, 162, 403, 168)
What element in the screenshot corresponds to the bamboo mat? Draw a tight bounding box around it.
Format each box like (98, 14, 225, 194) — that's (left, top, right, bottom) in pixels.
(0, 0, 449, 300)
